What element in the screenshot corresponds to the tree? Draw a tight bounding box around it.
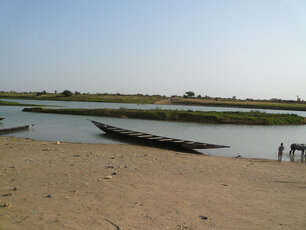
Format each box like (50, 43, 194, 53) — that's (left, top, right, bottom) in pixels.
(62, 90, 72, 97)
(297, 95, 301, 102)
(36, 90, 47, 96)
(184, 91, 195, 97)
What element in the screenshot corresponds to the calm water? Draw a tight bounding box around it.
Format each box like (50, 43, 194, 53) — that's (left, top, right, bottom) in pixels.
(1, 99, 306, 161)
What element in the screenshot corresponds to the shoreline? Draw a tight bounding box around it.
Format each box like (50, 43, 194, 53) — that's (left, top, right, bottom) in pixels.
(22, 107, 306, 125)
(1, 136, 305, 229)
(1, 95, 306, 112)
(0, 136, 299, 163)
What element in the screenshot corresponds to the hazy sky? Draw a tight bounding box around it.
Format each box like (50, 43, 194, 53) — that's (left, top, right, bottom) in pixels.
(1, 0, 305, 100)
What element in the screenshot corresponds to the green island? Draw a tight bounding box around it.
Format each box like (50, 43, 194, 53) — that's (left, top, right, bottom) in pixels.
(1, 91, 306, 111)
(22, 107, 306, 125)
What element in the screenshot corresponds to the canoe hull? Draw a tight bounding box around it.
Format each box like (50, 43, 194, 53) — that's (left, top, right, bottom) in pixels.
(90, 120, 229, 150)
(0, 124, 35, 134)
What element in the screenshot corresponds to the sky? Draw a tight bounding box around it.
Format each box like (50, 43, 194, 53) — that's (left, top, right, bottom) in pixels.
(0, 0, 305, 100)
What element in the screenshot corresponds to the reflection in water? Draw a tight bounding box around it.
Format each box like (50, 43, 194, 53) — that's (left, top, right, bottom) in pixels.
(289, 152, 305, 163)
(99, 133, 202, 154)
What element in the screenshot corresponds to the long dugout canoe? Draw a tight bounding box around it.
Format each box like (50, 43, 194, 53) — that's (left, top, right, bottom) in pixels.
(0, 124, 35, 134)
(90, 120, 230, 150)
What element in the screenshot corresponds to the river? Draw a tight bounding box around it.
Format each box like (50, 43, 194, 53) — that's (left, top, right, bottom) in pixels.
(1, 99, 306, 162)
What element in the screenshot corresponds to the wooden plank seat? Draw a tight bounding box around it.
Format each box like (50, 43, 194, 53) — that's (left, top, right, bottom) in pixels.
(138, 135, 154, 138)
(107, 127, 118, 130)
(113, 129, 125, 132)
(184, 141, 195, 144)
(158, 138, 174, 142)
(172, 140, 185, 143)
(128, 132, 144, 136)
(147, 136, 163, 140)
(119, 131, 134, 134)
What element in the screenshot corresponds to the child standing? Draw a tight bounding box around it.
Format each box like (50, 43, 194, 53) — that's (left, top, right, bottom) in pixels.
(278, 143, 284, 162)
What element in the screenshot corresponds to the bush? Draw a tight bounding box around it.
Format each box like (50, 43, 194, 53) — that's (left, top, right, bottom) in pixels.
(36, 90, 47, 96)
(62, 90, 72, 97)
(184, 91, 195, 97)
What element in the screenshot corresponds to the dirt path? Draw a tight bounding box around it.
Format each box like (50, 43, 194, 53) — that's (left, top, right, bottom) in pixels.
(153, 99, 171, 104)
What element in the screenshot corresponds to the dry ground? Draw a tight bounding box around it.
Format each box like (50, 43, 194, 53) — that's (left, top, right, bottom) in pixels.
(0, 137, 305, 230)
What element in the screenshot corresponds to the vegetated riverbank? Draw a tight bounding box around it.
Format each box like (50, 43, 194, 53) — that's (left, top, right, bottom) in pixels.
(0, 100, 44, 107)
(22, 107, 306, 125)
(170, 98, 306, 111)
(1, 137, 305, 230)
(2, 92, 306, 111)
(0, 92, 164, 104)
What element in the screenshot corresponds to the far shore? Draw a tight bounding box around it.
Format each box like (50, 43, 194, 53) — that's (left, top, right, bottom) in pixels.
(1, 92, 306, 111)
(0, 136, 305, 230)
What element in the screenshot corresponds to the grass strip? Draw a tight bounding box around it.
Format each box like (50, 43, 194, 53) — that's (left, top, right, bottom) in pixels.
(22, 107, 306, 125)
(0, 94, 163, 104)
(0, 100, 44, 107)
(171, 99, 306, 111)
(2, 92, 306, 111)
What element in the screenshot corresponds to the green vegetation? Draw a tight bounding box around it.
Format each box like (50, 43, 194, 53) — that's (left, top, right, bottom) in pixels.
(0, 100, 43, 107)
(62, 90, 73, 97)
(184, 91, 195, 98)
(22, 107, 306, 125)
(171, 98, 306, 111)
(2, 91, 306, 111)
(0, 92, 164, 104)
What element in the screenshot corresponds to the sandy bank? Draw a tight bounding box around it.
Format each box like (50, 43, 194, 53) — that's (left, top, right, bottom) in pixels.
(0, 137, 305, 230)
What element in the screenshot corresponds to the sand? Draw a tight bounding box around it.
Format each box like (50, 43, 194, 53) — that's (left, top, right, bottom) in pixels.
(0, 136, 305, 230)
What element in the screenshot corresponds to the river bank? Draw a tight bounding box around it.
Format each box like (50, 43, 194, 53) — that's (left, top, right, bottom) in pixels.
(0, 100, 43, 107)
(22, 107, 306, 125)
(170, 98, 306, 112)
(0, 137, 305, 229)
(1, 92, 306, 111)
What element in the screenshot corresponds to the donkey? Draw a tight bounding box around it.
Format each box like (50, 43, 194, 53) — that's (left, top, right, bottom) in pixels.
(289, 143, 306, 156)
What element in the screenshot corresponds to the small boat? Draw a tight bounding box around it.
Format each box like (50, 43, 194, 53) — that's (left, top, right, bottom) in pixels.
(90, 120, 230, 150)
(0, 118, 4, 121)
(0, 124, 35, 134)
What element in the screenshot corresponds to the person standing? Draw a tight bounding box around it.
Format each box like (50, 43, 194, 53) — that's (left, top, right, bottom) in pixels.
(278, 143, 284, 162)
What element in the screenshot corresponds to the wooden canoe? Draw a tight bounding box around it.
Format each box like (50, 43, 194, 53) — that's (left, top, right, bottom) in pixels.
(90, 120, 230, 150)
(0, 124, 35, 134)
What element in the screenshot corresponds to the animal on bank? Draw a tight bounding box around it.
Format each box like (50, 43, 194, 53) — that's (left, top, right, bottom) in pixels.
(289, 143, 306, 156)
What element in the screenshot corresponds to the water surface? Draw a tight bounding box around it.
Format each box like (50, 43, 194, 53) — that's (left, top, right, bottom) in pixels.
(1, 99, 306, 162)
